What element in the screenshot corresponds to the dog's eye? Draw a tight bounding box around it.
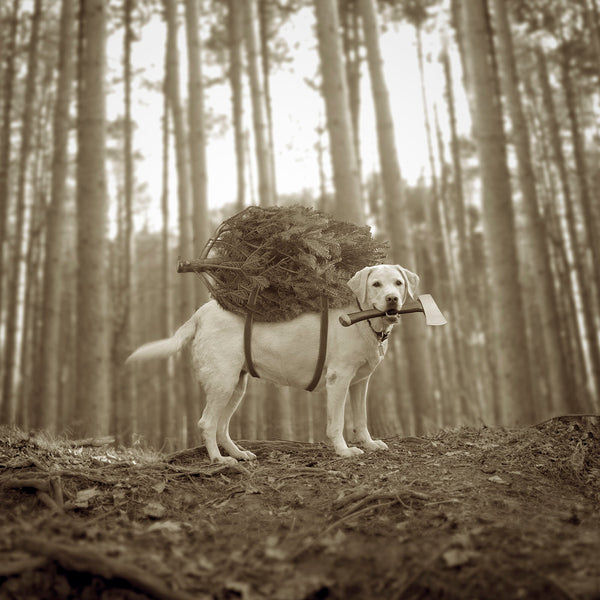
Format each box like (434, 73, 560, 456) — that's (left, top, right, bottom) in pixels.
(372, 281, 381, 287)
(396, 280, 403, 286)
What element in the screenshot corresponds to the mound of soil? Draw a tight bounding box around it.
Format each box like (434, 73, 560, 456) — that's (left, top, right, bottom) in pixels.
(0, 417, 598, 599)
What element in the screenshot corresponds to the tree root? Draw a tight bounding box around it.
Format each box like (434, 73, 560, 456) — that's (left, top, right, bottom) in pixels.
(17, 537, 199, 600)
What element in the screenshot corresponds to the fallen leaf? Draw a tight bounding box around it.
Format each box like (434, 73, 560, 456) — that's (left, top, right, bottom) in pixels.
(147, 520, 181, 533)
(487, 475, 508, 485)
(152, 481, 166, 494)
(143, 501, 166, 519)
(74, 488, 100, 508)
(443, 548, 477, 568)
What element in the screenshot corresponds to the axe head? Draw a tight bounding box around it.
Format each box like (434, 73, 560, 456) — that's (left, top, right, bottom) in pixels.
(417, 294, 447, 326)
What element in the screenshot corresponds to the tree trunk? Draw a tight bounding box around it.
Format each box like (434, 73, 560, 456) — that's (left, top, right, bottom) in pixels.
(159, 45, 175, 449)
(243, 0, 274, 207)
(75, 0, 111, 436)
(164, 0, 198, 446)
(315, 0, 363, 224)
(227, 0, 245, 212)
(460, 0, 535, 424)
(112, 0, 137, 443)
(419, 29, 475, 423)
(185, 0, 209, 308)
(491, 0, 572, 413)
(0, 0, 20, 326)
(536, 48, 600, 401)
(37, 0, 75, 431)
(258, 0, 277, 199)
(341, 0, 362, 186)
(559, 43, 600, 291)
(359, 0, 434, 432)
(522, 68, 588, 408)
(1, 0, 42, 423)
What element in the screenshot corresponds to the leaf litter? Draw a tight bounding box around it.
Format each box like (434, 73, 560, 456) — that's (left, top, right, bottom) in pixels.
(0, 416, 598, 599)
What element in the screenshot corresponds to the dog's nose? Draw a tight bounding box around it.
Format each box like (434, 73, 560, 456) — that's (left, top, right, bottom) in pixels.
(386, 294, 399, 306)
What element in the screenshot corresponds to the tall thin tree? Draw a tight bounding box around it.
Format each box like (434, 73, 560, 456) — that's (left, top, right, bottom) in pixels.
(164, 0, 198, 445)
(75, 0, 111, 435)
(0, 0, 20, 326)
(359, 0, 434, 432)
(460, 0, 535, 424)
(1, 0, 43, 423)
(227, 0, 245, 211)
(315, 0, 363, 224)
(491, 0, 572, 413)
(113, 0, 137, 442)
(242, 0, 274, 207)
(185, 0, 209, 308)
(37, 0, 75, 431)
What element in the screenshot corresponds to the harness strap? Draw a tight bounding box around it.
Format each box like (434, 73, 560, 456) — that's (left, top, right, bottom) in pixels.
(305, 295, 329, 392)
(243, 294, 329, 392)
(244, 288, 260, 378)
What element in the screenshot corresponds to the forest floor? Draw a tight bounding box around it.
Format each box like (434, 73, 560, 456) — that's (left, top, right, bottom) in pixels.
(0, 416, 599, 600)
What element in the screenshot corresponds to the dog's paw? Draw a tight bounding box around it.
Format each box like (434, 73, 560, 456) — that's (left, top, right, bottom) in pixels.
(236, 450, 257, 461)
(336, 446, 364, 458)
(363, 439, 389, 452)
(211, 456, 239, 467)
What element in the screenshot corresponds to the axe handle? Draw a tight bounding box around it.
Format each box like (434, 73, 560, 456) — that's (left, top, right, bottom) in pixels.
(339, 299, 423, 327)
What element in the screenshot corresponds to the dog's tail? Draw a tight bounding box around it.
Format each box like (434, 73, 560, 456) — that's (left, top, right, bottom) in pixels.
(125, 313, 197, 364)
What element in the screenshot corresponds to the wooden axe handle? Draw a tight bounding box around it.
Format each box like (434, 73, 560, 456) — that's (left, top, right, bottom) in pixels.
(339, 298, 423, 327)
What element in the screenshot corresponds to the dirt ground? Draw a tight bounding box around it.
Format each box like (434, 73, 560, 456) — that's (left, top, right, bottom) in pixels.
(0, 416, 599, 600)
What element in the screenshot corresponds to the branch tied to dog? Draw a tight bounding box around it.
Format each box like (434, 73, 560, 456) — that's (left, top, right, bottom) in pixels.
(129, 206, 447, 464)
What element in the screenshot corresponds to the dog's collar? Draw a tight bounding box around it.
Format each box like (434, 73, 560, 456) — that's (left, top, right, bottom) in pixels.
(368, 321, 390, 343)
(356, 300, 392, 344)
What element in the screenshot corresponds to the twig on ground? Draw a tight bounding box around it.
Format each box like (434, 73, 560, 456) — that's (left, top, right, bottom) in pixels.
(323, 500, 397, 535)
(18, 537, 198, 600)
(36, 491, 63, 513)
(167, 462, 251, 477)
(0, 556, 48, 577)
(277, 467, 339, 481)
(531, 414, 599, 428)
(333, 488, 370, 510)
(67, 436, 116, 447)
(338, 489, 430, 519)
(49, 476, 64, 509)
(164, 446, 208, 463)
(1, 478, 50, 492)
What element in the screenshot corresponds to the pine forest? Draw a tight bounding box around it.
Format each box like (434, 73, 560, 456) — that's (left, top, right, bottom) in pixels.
(1, 1, 600, 598)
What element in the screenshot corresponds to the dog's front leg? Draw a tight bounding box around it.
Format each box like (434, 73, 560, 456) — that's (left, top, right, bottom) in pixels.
(349, 378, 388, 451)
(326, 371, 364, 458)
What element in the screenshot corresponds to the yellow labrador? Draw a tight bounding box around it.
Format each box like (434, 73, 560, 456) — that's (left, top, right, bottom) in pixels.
(127, 264, 419, 464)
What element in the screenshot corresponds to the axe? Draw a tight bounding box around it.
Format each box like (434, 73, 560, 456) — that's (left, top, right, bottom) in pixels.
(339, 294, 447, 327)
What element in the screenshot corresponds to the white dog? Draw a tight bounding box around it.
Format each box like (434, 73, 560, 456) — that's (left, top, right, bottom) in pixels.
(127, 264, 419, 464)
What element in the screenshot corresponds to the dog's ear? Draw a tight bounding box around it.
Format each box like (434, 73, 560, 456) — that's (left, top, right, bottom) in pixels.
(397, 266, 420, 300)
(347, 266, 373, 306)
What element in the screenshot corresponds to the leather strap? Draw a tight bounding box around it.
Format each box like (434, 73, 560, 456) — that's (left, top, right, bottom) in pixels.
(244, 288, 260, 378)
(243, 294, 329, 392)
(305, 294, 329, 392)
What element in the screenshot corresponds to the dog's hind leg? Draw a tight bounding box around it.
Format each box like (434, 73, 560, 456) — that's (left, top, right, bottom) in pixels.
(216, 373, 257, 461)
(198, 372, 245, 465)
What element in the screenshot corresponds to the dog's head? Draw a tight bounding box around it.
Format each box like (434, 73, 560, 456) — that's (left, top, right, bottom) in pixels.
(347, 264, 419, 323)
